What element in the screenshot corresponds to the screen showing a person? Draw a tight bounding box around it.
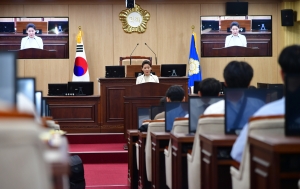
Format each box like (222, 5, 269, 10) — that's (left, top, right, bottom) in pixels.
(137, 107, 151, 128)
(285, 74, 300, 136)
(17, 78, 36, 105)
(0, 51, 17, 107)
(189, 96, 223, 133)
(161, 64, 187, 77)
(150, 105, 164, 120)
(0, 17, 69, 59)
(201, 15, 272, 57)
(165, 102, 189, 132)
(35, 91, 42, 117)
(225, 88, 281, 134)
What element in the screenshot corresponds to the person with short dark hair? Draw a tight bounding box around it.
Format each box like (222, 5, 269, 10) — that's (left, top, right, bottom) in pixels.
(20, 23, 43, 50)
(198, 78, 221, 97)
(165, 85, 185, 102)
(204, 61, 254, 114)
(231, 45, 300, 162)
(225, 21, 247, 47)
(136, 60, 159, 84)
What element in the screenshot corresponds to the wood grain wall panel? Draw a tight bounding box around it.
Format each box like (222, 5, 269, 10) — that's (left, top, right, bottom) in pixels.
(113, 4, 157, 66)
(23, 5, 69, 16)
(0, 5, 24, 17)
(200, 4, 225, 16)
(69, 5, 114, 95)
(157, 4, 200, 67)
(17, 60, 25, 77)
(24, 59, 70, 93)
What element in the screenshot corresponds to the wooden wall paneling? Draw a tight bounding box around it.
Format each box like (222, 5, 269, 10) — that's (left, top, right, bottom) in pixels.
(0, 5, 24, 17)
(113, 4, 157, 67)
(23, 5, 69, 16)
(24, 59, 70, 94)
(69, 5, 114, 95)
(17, 60, 25, 77)
(157, 4, 200, 68)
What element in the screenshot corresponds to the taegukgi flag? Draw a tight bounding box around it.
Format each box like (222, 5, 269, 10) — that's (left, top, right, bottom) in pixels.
(72, 27, 90, 81)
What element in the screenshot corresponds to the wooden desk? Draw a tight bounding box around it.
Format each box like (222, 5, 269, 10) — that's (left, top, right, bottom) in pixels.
(0, 33, 69, 58)
(170, 133, 194, 189)
(98, 77, 188, 133)
(45, 95, 100, 133)
(151, 132, 170, 189)
(127, 130, 139, 189)
(249, 134, 300, 189)
(200, 134, 237, 189)
(138, 132, 151, 189)
(201, 31, 272, 57)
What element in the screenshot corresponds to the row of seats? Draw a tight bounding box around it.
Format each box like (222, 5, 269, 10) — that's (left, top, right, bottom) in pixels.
(132, 114, 300, 189)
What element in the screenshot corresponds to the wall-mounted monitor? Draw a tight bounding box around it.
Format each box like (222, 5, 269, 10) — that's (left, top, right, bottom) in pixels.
(161, 64, 187, 77)
(0, 17, 69, 59)
(226, 2, 248, 16)
(17, 77, 36, 105)
(201, 16, 272, 57)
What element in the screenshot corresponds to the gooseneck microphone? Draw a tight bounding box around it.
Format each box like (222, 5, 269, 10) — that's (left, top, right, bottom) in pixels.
(145, 43, 157, 65)
(130, 43, 139, 65)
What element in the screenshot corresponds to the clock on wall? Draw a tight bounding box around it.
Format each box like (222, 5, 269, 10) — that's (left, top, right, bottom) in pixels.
(119, 4, 150, 34)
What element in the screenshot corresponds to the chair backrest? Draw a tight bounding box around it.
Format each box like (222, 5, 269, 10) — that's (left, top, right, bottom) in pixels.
(0, 111, 52, 189)
(119, 56, 152, 66)
(239, 115, 284, 181)
(172, 117, 189, 134)
(191, 114, 224, 158)
(145, 119, 165, 181)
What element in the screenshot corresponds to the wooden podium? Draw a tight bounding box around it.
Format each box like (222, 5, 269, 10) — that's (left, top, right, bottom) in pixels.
(10, 48, 56, 59)
(211, 46, 260, 57)
(123, 82, 174, 138)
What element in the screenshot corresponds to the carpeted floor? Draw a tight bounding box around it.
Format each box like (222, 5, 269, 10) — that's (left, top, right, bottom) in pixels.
(84, 163, 128, 187)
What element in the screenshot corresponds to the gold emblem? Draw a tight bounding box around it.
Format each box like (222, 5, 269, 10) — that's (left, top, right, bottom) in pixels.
(119, 4, 150, 34)
(189, 58, 200, 75)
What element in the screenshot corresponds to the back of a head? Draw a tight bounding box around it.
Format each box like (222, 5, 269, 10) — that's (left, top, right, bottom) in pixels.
(278, 45, 300, 75)
(198, 78, 221, 96)
(223, 61, 253, 88)
(165, 85, 185, 102)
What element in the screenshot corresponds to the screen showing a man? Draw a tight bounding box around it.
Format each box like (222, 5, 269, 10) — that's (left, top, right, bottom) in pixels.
(20, 23, 43, 50)
(225, 21, 247, 47)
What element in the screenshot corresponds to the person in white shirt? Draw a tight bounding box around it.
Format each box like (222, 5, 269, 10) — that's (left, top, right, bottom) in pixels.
(231, 45, 300, 162)
(225, 21, 247, 47)
(20, 23, 43, 50)
(136, 60, 159, 84)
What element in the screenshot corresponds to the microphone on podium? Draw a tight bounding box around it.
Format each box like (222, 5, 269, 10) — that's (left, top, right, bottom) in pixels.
(130, 43, 139, 65)
(145, 43, 157, 65)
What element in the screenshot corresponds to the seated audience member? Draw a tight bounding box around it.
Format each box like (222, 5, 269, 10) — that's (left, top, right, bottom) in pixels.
(197, 78, 221, 97)
(154, 85, 185, 120)
(20, 23, 44, 50)
(154, 97, 167, 120)
(231, 45, 300, 162)
(204, 61, 254, 114)
(136, 60, 159, 84)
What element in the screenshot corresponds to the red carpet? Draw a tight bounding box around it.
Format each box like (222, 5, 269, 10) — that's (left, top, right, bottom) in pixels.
(69, 143, 126, 152)
(84, 164, 128, 186)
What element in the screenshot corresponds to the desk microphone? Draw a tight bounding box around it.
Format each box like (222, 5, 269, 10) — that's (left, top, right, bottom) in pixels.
(130, 43, 139, 65)
(145, 43, 157, 65)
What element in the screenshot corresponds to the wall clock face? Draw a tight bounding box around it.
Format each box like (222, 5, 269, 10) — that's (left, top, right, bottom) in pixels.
(119, 4, 150, 34)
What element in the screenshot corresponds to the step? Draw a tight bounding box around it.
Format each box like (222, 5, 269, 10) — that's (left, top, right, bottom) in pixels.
(66, 133, 127, 144)
(69, 143, 128, 164)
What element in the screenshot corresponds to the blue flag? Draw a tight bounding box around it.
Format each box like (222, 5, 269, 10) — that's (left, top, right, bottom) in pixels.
(188, 32, 202, 89)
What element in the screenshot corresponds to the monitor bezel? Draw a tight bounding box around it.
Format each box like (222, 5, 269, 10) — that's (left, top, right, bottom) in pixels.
(160, 64, 187, 77)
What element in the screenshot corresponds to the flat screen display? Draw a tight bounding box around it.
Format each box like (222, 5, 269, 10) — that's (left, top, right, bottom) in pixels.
(201, 16, 272, 57)
(105, 66, 125, 78)
(17, 77, 36, 105)
(165, 102, 189, 132)
(161, 64, 187, 77)
(226, 2, 248, 16)
(0, 17, 69, 59)
(0, 51, 17, 106)
(150, 105, 164, 120)
(285, 74, 300, 136)
(225, 88, 281, 134)
(137, 107, 151, 128)
(188, 96, 223, 133)
(35, 91, 42, 116)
